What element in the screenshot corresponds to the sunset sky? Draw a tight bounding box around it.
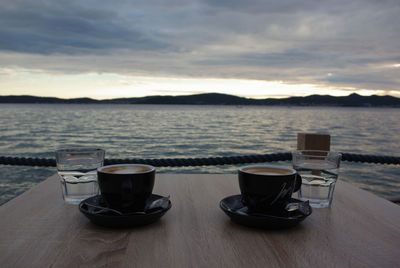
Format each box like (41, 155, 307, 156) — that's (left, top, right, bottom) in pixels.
(0, 0, 399, 99)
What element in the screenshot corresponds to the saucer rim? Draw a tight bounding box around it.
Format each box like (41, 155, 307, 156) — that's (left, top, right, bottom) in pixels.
(79, 194, 171, 228)
(219, 194, 311, 228)
(220, 194, 310, 219)
(79, 194, 171, 218)
(79, 194, 171, 229)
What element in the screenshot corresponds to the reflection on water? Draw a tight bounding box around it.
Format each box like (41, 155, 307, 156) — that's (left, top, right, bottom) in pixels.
(0, 104, 399, 205)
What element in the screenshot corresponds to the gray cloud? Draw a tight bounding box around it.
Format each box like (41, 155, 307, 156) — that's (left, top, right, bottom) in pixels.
(0, 0, 169, 54)
(0, 0, 399, 93)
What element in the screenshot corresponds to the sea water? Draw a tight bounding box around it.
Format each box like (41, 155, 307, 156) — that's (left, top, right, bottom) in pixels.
(0, 104, 399, 205)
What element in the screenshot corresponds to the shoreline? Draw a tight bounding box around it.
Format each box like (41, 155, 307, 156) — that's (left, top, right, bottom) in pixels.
(1, 93, 400, 107)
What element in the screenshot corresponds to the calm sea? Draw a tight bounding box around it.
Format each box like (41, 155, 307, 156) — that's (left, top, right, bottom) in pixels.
(0, 104, 399, 205)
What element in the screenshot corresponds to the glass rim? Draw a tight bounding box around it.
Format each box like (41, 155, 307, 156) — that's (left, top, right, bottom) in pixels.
(292, 150, 342, 159)
(292, 149, 341, 154)
(55, 147, 105, 154)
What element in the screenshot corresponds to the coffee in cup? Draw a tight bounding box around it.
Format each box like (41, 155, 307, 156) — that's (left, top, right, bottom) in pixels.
(97, 164, 155, 212)
(238, 165, 301, 212)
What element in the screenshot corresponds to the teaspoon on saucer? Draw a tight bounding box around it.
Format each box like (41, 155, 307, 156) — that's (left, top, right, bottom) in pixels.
(235, 200, 311, 217)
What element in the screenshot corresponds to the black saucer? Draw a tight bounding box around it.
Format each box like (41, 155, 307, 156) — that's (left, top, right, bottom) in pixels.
(220, 195, 312, 229)
(79, 194, 171, 228)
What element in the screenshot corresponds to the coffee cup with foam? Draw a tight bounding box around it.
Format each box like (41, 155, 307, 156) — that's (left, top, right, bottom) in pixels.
(238, 165, 302, 212)
(97, 164, 155, 212)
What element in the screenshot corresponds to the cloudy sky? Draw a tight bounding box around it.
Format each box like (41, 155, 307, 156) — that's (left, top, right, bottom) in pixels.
(0, 0, 399, 99)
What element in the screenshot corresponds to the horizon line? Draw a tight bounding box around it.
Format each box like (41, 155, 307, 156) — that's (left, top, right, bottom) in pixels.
(1, 92, 398, 101)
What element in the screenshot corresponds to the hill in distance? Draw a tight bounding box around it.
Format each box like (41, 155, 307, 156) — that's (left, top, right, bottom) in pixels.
(0, 93, 399, 107)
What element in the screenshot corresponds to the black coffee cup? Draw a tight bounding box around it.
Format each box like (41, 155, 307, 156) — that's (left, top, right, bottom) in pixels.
(97, 164, 155, 212)
(238, 165, 301, 212)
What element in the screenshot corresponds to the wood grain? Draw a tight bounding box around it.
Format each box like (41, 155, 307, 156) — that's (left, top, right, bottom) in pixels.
(1, 173, 399, 267)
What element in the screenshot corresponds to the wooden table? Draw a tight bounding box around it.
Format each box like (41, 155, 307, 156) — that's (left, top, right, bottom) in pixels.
(1, 174, 399, 267)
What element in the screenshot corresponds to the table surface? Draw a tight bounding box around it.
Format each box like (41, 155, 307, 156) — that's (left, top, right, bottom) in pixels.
(1, 174, 400, 268)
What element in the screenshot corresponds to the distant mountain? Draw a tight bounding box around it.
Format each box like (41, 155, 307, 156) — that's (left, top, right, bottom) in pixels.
(1, 93, 399, 107)
(103, 93, 251, 105)
(0, 95, 100, 104)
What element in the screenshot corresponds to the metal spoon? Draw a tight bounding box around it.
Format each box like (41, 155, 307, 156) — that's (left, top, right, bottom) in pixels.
(144, 195, 170, 212)
(85, 203, 124, 215)
(285, 200, 311, 216)
(235, 200, 311, 216)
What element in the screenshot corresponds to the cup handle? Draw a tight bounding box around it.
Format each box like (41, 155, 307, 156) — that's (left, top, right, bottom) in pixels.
(294, 173, 302, 192)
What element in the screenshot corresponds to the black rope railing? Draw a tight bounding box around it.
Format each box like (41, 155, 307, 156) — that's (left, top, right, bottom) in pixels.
(0, 152, 399, 167)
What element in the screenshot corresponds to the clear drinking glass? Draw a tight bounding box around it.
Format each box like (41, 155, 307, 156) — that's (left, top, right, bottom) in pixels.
(292, 150, 341, 208)
(55, 148, 105, 204)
